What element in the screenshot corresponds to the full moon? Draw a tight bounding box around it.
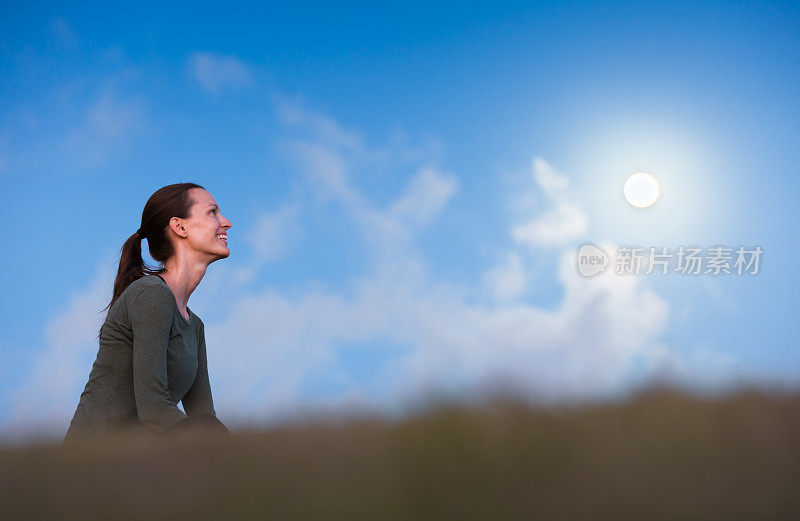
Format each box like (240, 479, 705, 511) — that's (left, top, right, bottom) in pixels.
(623, 172, 660, 208)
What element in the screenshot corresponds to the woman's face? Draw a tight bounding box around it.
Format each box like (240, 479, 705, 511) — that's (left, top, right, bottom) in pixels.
(183, 188, 232, 261)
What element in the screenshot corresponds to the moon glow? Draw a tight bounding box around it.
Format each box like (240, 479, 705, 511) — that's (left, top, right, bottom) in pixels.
(624, 172, 660, 208)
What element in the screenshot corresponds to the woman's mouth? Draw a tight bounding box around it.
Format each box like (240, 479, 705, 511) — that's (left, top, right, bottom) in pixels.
(216, 234, 228, 244)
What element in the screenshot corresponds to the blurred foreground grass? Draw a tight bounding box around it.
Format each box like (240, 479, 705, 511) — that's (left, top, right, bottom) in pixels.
(1, 386, 799, 520)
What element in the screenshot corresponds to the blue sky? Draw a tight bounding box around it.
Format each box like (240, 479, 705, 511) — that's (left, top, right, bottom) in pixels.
(1, 1, 798, 440)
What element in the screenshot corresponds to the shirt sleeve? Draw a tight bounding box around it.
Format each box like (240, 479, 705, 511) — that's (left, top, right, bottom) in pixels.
(129, 285, 188, 431)
(181, 320, 217, 417)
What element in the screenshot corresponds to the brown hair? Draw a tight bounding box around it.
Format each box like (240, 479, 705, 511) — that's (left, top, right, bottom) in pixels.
(97, 182, 205, 338)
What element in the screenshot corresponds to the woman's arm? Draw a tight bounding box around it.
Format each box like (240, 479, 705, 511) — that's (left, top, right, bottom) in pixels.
(182, 320, 217, 416)
(130, 285, 188, 431)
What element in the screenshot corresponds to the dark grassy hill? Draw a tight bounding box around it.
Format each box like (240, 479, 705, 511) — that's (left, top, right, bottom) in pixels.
(1, 387, 798, 520)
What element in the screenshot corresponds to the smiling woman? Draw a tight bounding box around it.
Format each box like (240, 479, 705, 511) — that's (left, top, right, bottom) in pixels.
(63, 183, 232, 443)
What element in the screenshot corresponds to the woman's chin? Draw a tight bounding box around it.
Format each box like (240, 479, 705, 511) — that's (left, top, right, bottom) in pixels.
(208, 246, 230, 261)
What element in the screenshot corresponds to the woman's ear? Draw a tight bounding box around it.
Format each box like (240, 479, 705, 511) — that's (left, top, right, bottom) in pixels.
(168, 217, 188, 238)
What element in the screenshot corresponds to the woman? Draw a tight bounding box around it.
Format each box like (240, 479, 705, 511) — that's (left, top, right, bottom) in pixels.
(63, 183, 232, 444)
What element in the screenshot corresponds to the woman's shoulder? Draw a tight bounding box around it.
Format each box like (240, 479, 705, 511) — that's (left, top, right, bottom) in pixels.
(190, 309, 205, 330)
(120, 275, 171, 306)
(105, 275, 172, 323)
(126, 274, 166, 292)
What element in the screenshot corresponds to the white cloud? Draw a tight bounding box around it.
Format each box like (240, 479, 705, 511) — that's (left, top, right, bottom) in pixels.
(189, 52, 253, 95)
(277, 96, 443, 165)
(191, 103, 682, 422)
(512, 201, 588, 248)
(279, 105, 457, 256)
(0, 61, 146, 176)
(287, 141, 360, 204)
(532, 156, 570, 198)
(388, 166, 457, 228)
(3, 257, 115, 438)
(483, 252, 526, 301)
(202, 238, 674, 423)
(511, 157, 588, 249)
(284, 140, 410, 256)
(61, 89, 146, 170)
(639, 341, 742, 391)
(277, 99, 364, 152)
(5, 103, 744, 440)
(247, 205, 301, 263)
(222, 204, 302, 286)
(701, 278, 738, 316)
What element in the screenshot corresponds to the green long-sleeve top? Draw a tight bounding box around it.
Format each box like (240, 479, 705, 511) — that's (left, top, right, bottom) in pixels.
(63, 274, 216, 443)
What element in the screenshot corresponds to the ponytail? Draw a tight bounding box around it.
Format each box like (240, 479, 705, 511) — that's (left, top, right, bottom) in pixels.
(97, 183, 204, 339)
